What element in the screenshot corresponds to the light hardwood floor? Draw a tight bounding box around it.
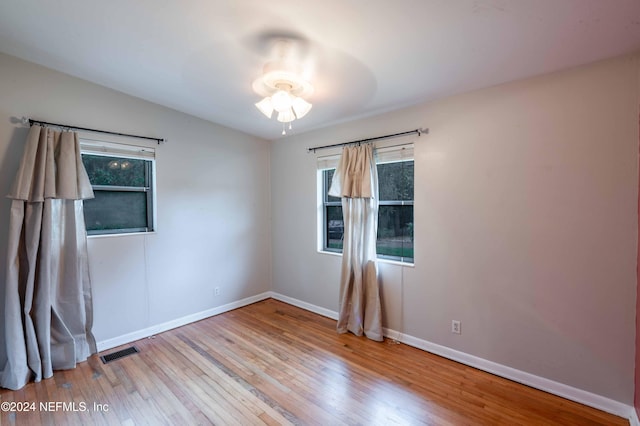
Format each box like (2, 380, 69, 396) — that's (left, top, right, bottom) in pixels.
(0, 299, 629, 425)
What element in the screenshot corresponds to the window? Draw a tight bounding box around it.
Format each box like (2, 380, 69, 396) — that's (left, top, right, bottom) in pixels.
(319, 144, 414, 264)
(80, 140, 156, 235)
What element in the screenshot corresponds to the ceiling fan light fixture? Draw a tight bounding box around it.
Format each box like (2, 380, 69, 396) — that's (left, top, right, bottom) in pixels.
(253, 58, 313, 128)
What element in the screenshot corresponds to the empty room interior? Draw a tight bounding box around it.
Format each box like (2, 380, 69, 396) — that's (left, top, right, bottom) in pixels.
(1, 1, 640, 425)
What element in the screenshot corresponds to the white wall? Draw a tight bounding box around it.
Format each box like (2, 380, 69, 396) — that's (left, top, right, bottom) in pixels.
(0, 53, 271, 361)
(271, 54, 639, 404)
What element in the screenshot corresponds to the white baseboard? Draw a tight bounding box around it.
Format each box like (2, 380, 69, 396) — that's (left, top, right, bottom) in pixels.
(96, 292, 272, 352)
(383, 327, 633, 420)
(96, 291, 635, 422)
(269, 292, 339, 320)
(270, 292, 634, 421)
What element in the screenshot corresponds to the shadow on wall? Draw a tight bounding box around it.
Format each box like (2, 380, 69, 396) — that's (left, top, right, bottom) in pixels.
(0, 124, 29, 368)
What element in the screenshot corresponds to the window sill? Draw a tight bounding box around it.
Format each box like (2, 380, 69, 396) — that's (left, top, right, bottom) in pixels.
(317, 249, 414, 267)
(87, 231, 156, 239)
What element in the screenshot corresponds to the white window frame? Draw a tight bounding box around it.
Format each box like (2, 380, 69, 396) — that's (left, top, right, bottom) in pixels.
(80, 138, 157, 236)
(317, 143, 414, 265)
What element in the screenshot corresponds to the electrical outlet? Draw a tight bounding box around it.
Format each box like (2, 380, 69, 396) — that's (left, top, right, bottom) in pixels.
(451, 320, 461, 334)
(214, 287, 221, 296)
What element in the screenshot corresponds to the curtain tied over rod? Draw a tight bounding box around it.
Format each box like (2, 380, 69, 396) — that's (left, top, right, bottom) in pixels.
(2, 125, 96, 390)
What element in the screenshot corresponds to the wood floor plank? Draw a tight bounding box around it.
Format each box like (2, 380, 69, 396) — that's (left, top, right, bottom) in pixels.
(0, 299, 629, 425)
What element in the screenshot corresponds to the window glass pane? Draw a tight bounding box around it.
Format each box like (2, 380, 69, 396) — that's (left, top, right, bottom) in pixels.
(377, 205, 414, 261)
(82, 154, 148, 187)
(326, 205, 344, 250)
(377, 161, 414, 201)
(324, 169, 341, 202)
(84, 191, 148, 232)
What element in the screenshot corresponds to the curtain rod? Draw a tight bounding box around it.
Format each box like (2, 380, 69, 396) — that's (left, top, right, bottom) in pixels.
(307, 128, 427, 153)
(23, 117, 165, 144)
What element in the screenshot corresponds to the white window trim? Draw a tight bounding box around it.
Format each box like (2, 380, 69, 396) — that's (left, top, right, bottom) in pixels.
(316, 142, 415, 265)
(80, 138, 158, 237)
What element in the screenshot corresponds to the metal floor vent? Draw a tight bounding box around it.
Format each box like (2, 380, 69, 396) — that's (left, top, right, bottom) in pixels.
(100, 346, 139, 364)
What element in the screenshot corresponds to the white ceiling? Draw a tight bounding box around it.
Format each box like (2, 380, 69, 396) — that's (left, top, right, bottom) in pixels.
(1, 1, 640, 140)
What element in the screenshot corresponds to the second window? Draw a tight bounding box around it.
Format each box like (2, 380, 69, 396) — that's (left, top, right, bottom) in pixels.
(321, 145, 414, 264)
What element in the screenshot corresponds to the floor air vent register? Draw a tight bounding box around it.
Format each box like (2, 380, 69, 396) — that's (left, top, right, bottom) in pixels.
(100, 346, 140, 364)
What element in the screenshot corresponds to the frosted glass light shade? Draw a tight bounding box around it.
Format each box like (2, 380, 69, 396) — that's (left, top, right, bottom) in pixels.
(292, 97, 312, 119)
(255, 91, 312, 124)
(277, 109, 296, 123)
(271, 90, 293, 112)
(255, 97, 274, 118)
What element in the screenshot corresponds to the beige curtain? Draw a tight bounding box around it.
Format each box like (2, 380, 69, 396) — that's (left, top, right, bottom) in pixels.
(1, 125, 96, 390)
(329, 144, 383, 341)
